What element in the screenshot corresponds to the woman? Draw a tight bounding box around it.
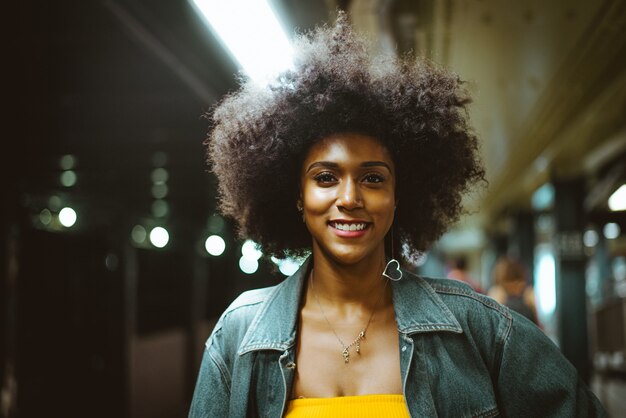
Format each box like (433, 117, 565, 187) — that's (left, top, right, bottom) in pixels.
(488, 256, 540, 326)
(189, 13, 605, 417)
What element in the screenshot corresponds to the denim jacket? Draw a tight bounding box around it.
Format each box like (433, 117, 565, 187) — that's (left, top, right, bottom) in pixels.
(189, 258, 606, 417)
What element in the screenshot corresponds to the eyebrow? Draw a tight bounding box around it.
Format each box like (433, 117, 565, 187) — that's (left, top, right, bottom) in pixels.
(306, 161, 392, 173)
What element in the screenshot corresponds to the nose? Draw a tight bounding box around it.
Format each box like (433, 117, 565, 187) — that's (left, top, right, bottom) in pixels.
(336, 178, 363, 210)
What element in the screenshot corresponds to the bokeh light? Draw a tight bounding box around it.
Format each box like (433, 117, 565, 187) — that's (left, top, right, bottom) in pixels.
(59, 207, 77, 227)
(583, 229, 599, 247)
(241, 240, 262, 260)
(149, 227, 169, 248)
(151, 168, 169, 183)
(239, 256, 259, 274)
(151, 183, 168, 199)
(603, 223, 621, 240)
(278, 258, 301, 276)
(39, 208, 52, 225)
(151, 199, 169, 218)
(205, 235, 226, 256)
(59, 154, 76, 170)
(60, 170, 77, 187)
(131, 225, 147, 244)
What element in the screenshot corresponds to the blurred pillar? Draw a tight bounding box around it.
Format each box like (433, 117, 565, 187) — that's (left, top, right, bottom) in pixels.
(187, 248, 209, 401)
(1, 225, 19, 418)
(593, 233, 611, 302)
(493, 233, 508, 258)
(123, 243, 138, 418)
(510, 211, 536, 285)
(553, 177, 591, 383)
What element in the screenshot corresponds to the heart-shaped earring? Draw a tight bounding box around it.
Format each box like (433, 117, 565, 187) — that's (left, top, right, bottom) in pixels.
(382, 259, 402, 281)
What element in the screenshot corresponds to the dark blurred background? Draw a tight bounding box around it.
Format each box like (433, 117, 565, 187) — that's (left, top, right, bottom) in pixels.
(3, 0, 626, 417)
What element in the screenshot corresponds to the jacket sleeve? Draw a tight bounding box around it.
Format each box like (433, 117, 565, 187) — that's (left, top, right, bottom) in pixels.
(188, 326, 231, 418)
(495, 311, 607, 417)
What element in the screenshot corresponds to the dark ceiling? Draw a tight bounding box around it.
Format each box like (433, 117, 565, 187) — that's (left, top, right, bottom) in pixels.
(10, 0, 329, 238)
(13, 0, 623, 251)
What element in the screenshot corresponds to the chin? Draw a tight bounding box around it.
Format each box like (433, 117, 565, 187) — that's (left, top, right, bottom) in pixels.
(321, 244, 382, 266)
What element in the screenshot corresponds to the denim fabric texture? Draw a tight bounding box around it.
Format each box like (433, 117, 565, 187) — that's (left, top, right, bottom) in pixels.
(188, 257, 607, 417)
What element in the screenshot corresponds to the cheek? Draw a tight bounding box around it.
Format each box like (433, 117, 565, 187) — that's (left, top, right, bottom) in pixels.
(370, 193, 396, 228)
(370, 190, 396, 211)
(302, 187, 333, 214)
(379, 199, 396, 222)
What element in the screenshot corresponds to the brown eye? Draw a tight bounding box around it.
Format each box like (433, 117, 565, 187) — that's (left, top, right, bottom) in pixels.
(314, 172, 338, 184)
(363, 173, 385, 183)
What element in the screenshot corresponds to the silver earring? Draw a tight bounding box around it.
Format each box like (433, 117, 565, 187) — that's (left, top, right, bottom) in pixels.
(383, 259, 402, 281)
(382, 225, 402, 281)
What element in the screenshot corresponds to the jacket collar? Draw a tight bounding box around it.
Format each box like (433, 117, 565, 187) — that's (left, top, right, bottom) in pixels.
(238, 256, 462, 355)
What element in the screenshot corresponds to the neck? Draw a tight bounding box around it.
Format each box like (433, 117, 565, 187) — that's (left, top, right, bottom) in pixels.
(309, 245, 390, 306)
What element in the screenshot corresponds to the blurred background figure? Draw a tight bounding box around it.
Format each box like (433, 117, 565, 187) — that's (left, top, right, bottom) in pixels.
(446, 256, 484, 293)
(488, 256, 540, 327)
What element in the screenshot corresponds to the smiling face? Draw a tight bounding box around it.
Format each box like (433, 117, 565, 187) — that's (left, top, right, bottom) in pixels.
(300, 133, 396, 266)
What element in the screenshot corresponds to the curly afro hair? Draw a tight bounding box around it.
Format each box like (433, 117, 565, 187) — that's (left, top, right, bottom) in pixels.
(205, 11, 485, 261)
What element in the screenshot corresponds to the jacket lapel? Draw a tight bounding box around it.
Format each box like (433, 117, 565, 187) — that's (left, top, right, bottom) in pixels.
(391, 270, 463, 335)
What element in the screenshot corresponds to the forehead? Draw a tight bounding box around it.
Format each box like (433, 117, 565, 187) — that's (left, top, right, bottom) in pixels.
(303, 133, 394, 167)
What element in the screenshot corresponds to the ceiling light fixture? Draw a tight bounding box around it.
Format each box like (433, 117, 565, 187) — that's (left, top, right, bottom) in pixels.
(608, 184, 626, 211)
(190, 0, 293, 84)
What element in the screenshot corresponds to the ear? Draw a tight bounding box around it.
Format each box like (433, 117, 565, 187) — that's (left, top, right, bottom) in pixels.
(296, 193, 303, 211)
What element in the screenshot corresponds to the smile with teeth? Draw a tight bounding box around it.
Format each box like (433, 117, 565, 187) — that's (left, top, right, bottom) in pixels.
(331, 222, 369, 231)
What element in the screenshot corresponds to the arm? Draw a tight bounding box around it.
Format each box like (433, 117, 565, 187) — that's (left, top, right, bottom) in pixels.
(495, 311, 607, 417)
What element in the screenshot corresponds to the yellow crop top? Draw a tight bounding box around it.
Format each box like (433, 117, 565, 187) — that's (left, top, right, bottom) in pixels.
(284, 394, 410, 418)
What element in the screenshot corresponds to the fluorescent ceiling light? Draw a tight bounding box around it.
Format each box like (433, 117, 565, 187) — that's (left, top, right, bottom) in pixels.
(535, 249, 556, 317)
(608, 184, 626, 211)
(190, 0, 293, 84)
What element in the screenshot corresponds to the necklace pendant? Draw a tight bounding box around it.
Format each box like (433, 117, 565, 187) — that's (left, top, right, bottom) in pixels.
(356, 340, 360, 354)
(342, 348, 350, 363)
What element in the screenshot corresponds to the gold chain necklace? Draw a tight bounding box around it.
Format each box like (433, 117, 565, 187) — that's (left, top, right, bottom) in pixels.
(309, 270, 389, 364)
